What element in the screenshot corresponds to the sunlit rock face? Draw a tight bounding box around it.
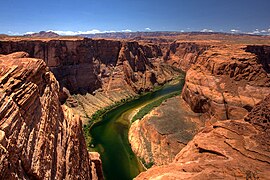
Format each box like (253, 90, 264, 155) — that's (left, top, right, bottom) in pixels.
(0, 52, 100, 179)
(129, 96, 203, 167)
(182, 45, 270, 124)
(136, 94, 270, 179)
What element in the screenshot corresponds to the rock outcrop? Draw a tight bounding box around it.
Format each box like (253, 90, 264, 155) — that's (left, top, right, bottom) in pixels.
(136, 94, 270, 179)
(0, 39, 174, 94)
(129, 96, 203, 167)
(182, 45, 270, 124)
(0, 39, 180, 123)
(164, 42, 209, 71)
(0, 52, 99, 179)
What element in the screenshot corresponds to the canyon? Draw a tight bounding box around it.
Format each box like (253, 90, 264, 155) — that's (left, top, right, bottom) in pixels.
(0, 33, 269, 179)
(0, 38, 179, 123)
(129, 43, 270, 173)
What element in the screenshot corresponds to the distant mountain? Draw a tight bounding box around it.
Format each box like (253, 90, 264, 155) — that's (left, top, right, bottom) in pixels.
(24, 31, 59, 38)
(0, 34, 9, 38)
(80, 31, 262, 39)
(80, 32, 183, 39)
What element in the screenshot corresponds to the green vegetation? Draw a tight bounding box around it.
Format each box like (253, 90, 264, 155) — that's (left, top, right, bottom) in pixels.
(83, 95, 140, 149)
(83, 75, 185, 150)
(132, 90, 181, 122)
(140, 158, 154, 169)
(84, 75, 185, 179)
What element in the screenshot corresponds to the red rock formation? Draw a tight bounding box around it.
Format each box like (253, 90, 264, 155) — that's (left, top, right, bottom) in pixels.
(135, 94, 270, 179)
(164, 42, 209, 71)
(182, 45, 270, 124)
(0, 52, 99, 179)
(0, 39, 174, 95)
(0, 39, 180, 123)
(129, 96, 203, 167)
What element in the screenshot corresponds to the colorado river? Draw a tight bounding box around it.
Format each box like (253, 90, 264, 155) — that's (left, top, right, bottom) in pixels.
(89, 76, 185, 180)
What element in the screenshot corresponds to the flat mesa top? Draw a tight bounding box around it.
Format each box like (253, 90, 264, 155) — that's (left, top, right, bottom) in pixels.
(0, 33, 270, 45)
(0, 36, 84, 42)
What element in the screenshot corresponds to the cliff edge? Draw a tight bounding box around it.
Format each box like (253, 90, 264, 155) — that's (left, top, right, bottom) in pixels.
(0, 52, 100, 179)
(136, 94, 270, 179)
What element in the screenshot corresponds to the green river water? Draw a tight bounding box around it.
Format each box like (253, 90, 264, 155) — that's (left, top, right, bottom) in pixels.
(89, 77, 185, 180)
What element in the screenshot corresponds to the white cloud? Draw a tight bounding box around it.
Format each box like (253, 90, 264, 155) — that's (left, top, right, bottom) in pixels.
(47, 29, 116, 35)
(200, 29, 213, 32)
(248, 29, 261, 35)
(268, 29, 270, 32)
(24, 31, 36, 35)
(22, 29, 122, 36)
(7, 31, 21, 35)
(121, 29, 132, 32)
(47, 29, 132, 35)
(261, 30, 267, 33)
(145, 28, 151, 31)
(230, 29, 240, 33)
(180, 30, 185, 32)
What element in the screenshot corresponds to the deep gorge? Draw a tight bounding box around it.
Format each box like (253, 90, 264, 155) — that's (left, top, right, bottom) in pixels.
(0, 37, 270, 179)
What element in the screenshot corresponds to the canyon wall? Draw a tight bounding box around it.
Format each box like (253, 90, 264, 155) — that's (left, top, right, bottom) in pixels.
(129, 43, 270, 173)
(136, 94, 270, 179)
(0, 39, 170, 95)
(163, 42, 209, 71)
(0, 52, 101, 179)
(182, 45, 270, 124)
(0, 39, 179, 123)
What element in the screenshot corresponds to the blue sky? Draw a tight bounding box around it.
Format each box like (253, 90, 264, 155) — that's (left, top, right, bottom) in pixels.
(1, 0, 270, 35)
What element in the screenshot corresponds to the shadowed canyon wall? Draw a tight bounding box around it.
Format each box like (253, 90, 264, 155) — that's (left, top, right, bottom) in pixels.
(0, 39, 180, 123)
(0, 39, 168, 95)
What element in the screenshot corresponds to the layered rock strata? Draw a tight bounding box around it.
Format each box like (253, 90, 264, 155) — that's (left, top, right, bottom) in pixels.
(129, 96, 203, 167)
(130, 44, 270, 176)
(0, 39, 170, 94)
(182, 45, 270, 124)
(0, 39, 180, 123)
(136, 94, 270, 179)
(0, 53, 100, 179)
(164, 42, 209, 71)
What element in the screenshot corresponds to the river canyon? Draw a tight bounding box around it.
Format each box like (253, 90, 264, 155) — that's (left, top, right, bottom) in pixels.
(0, 33, 270, 179)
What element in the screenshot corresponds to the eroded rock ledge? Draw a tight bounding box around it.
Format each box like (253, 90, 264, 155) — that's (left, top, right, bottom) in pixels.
(135, 94, 270, 179)
(182, 45, 270, 124)
(0, 39, 181, 123)
(130, 44, 270, 177)
(129, 96, 203, 167)
(0, 53, 101, 179)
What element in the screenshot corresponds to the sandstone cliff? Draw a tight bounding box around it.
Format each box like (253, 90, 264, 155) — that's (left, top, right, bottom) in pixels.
(0, 39, 172, 94)
(182, 45, 270, 124)
(129, 43, 270, 175)
(136, 94, 270, 179)
(129, 96, 203, 167)
(0, 39, 180, 123)
(0, 52, 101, 179)
(164, 42, 208, 71)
